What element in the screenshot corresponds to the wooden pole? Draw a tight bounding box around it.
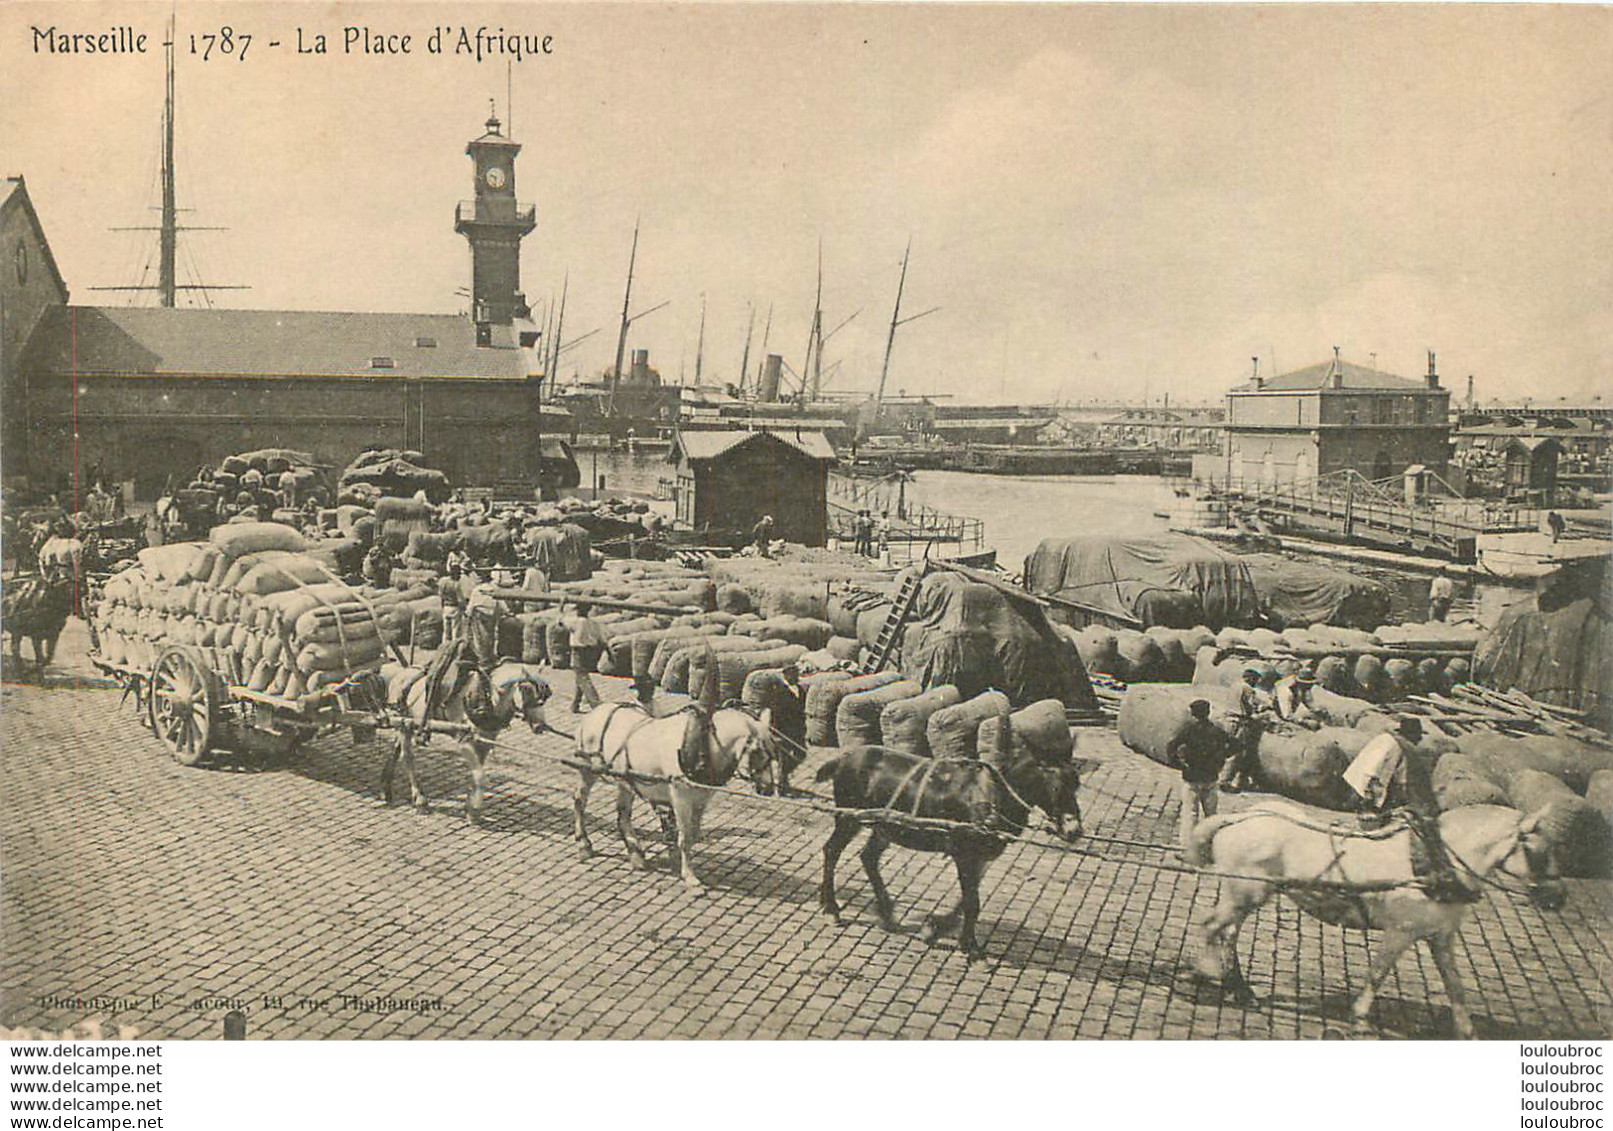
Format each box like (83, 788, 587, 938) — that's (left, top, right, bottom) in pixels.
(489, 588, 701, 617)
(609, 221, 639, 417)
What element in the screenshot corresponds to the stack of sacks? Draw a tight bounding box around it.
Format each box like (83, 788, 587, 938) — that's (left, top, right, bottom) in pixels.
(711, 559, 890, 620)
(729, 615, 834, 651)
(825, 636, 861, 663)
(632, 625, 728, 681)
(927, 691, 1012, 760)
(1118, 683, 1368, 809)
(599, 616, 672, 675)
(1441, 731, 1613, 876)
(92, 522, 396, 702)
(826, 588, 894, 638)
(668, 637, 787, 695)
(373, 496, 433, 553)
(806, 671, 899, 746)
(694, 644, 810, 703)
(879, 685, 961, 757)
(836, 680, 923, 747)
(1071, 626, 1214, 682)
(524, 524, 594, 582)
(1190, 644, 1472, 703)
(977, 699, 1075, 764)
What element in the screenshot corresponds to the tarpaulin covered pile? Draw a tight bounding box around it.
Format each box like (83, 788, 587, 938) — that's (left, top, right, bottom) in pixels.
(338, 448, 451, 504)
(1475, 557, 1613, 732)
(895, 570, 1098, 709)
(1239, 553, 1392, 630)
(1023, 535, 1261, 629)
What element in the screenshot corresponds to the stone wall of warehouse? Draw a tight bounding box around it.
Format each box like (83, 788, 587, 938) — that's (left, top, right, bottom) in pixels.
(24, 373, 546, 497)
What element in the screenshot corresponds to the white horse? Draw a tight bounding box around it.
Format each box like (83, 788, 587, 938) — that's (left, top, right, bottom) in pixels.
(1188, 802, 1566, 1037)
(379, 658, 551, 824)
(571, 701, 773, 892)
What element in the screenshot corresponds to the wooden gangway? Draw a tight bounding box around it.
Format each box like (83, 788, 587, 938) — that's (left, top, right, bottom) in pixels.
(1218, 470, 1536, 563)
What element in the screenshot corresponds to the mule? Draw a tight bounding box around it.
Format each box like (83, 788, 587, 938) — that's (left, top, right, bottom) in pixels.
(817, 744, 1084, 961)
(571, 701, 773, 893)
(1188, 802, 1567, 1037)
(3, 575, 75, 673)
(378, 656, 551, 824)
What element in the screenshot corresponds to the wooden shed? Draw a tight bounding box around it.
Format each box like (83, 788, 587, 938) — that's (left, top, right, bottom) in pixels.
(1503, 435, 1562, 504)
(667, 429, 837, 546)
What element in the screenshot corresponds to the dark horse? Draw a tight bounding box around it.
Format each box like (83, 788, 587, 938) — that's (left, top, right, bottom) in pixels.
(3, 574, 76, 673)
(816, 740, 1083, 961)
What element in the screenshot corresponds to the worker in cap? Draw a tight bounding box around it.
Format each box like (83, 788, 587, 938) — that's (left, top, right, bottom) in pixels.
(1218, 662, 1276, 793)
(1274, 661, 1321, 729)
(751, 513, 776, 559)
(1167, 699, 1231, 853)
(1344, 717, 1472, 903)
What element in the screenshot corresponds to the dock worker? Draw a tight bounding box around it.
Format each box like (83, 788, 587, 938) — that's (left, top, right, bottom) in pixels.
(751, 514, 775, 559)
(1166, 699, 1231, 852)
(1217, 664, 1276, 793)
(877, 510, 892, 555)
(464, 569, 502, 668)
(767, 662, 810, 797)
(1547, 511, 1566, 544)
(1343, 717, 1471, 903)
(1273, 662, 1321, 728)
(1428, 575, 1456, 622)
(853, 509, 874, 556)
(565, 601, 606, 713)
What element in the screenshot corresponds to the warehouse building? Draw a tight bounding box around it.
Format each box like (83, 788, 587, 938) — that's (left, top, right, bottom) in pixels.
(667, 429, 837, 546)
(5, 113, 569, 500)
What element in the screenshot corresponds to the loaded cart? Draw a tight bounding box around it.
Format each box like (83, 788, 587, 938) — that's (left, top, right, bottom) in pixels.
(88, 521, 406, 765)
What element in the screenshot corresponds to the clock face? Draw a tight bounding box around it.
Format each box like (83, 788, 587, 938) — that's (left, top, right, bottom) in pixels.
(484, 166, 507, 190)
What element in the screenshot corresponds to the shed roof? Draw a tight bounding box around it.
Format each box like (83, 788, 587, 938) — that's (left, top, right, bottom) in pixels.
(22, 305, 537, 380)
(669, 428, 837, 464)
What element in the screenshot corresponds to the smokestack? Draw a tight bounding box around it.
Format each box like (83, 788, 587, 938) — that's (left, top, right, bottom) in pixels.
(1330, 346, 1344, 390)
(1425, 349, 1440, 389)
(630, 349, 650, 384)
(1251, 357, 1263, 390)
(1466, 374, 1476, 412)
(759, 354, 783, 403)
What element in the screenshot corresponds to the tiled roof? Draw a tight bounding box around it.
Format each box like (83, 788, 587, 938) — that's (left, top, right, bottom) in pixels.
(670, 428, 837, 464)
(22, 305, 536, 380)
(1237, 359, 1433, 392)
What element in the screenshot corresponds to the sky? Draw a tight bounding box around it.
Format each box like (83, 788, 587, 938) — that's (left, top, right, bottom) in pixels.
(4, 2, 1610, 406)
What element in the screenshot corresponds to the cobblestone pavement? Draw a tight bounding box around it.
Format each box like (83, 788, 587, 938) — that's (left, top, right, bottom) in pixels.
(4, 632, 1611, 1040)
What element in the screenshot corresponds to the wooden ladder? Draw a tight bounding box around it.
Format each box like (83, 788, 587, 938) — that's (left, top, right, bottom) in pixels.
(863, 572, 923, 674)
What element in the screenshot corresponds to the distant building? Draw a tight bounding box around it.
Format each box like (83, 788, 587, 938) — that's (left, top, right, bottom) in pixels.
(1220, 352, 1451, 486)
(1454, 413, 1609, 500)
(8, 113, 572, 499)
(1097, 406, 1223, 452)
(925, 404, 1052, 445)
(667, 429, 837, 546)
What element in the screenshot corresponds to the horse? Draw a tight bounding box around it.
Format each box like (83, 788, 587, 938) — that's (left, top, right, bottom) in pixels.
(377, 652, 551, 824)
(3, 574, 76, 674)
(816, 742, 1084, 961)
(571, 700, 774, 893)
(1187, 802, 1567, 1037)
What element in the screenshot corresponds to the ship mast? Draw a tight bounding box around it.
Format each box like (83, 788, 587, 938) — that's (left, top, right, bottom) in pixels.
(92, 17, 245, 306)
(608, 220, 639, 416)
(874, 238, 938, 420)
(737, 302, 754, 397)
(694, 293, 706, 385)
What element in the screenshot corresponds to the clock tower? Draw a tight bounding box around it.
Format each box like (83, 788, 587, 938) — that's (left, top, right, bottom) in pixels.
(454, 108, 536, 328)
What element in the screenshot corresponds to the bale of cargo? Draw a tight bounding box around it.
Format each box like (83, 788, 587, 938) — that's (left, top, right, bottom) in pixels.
(234, 554, 333, 596)
(210, 522, 308, 558)
(1442, 656, 1471, 690)
(716, 584, 754, 615)
(879, 685, 962, 757)
(1251, 725, 1371, 810)
(526, 523, 594, 583)
(1433, 751, 1511, 810)
(978, 699, 1074, 765)
(732, 615, 834, 651)
(1417, 657, 1444, 692)
(546, 618, 571, 670)
(681, 638, 788, 699)
(405, 530, 460, 562)
(520, 614, 547, 665)
(837, 680, 923, 748)
(1587, 770, 1613, 827)
(1116, 634, 1166, 682)
(1075, 628, 1121, 676)
(927, 690, 1013, 760)
(825, 635, 861, 663)
(1353, 654, 1386, 701)
(807, 671, 898, 746)
(1117, 683, 1244, 762)
(1456, 730, 1613, 794)
(638, 626, 726, 680)
(1308, 687, 1380, 727)
(1315, 654, 1352, 694)
(138, 542, 205, 584)
(1382, 657, 1420, 700)
(705, 645, 809, 704)
(1505, 768, 1611, 877)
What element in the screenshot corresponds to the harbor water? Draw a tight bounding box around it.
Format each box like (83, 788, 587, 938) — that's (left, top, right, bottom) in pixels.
(577, 451, 1518, 624)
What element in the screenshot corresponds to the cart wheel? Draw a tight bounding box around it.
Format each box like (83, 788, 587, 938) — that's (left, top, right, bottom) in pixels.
(149, 645, 221, 766)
